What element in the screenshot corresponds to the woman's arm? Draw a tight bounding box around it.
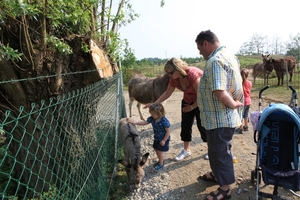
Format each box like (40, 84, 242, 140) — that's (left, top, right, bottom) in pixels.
(183, 76, 200, 113)
(191, 77, 200, 110)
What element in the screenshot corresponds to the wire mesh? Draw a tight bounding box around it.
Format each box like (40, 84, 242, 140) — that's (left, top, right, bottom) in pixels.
(0, 73, 126, 199)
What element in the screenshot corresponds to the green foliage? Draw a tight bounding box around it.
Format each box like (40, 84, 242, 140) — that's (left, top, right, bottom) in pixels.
(0, 0, 143, 68)
(118, 3, 140, 27)
(134, 57, 204, 67)
(237, 55, 263, 68)
(136, 58, 163, 66)
(120, 39, 137, 68)
(81, 42, 89, 53)
(183, 57, 204, 64)
(47, 36, 73, 54)
(0, 43, 23, 61)
(46, 0, 93, 36)
(0, 0, 40, 17)
(238, 33, 300, 56)
(108, 32, 124, 62)
(286, 33, 300, 62)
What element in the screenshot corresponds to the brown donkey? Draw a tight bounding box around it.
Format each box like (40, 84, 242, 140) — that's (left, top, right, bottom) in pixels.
(118, 118, 149, 190)
(128, 73, 169, 120)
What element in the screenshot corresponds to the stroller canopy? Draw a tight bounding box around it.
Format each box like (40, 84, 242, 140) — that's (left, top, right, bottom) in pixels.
(257, 103, 300, 132)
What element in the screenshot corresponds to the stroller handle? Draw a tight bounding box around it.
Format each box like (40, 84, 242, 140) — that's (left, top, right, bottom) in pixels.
(259, 85, 270, 111)
(259, 85, 270, 99)
(289, 85, 298, 99)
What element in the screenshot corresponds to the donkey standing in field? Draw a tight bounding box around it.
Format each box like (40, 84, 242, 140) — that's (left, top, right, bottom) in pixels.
(262, 54, 296, 86)
(252, 62, 268, 85)
(118, 118, 149, 190)
(260, 53, 275, 85)
(128, 73, 169, 120)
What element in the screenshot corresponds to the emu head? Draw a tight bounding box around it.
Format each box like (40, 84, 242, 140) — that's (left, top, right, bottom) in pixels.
(118, 152, 149, 190)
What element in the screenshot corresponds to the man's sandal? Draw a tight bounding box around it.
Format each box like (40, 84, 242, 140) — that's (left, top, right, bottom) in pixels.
(197, 171, 218, 183)
(205, 187, 231, 200)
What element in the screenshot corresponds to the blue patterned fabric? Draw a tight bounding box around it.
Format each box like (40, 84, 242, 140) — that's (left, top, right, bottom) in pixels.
(147, 116, 170, 141)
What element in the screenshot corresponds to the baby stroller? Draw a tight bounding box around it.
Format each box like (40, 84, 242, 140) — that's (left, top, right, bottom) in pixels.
(250, 85, 300, 200)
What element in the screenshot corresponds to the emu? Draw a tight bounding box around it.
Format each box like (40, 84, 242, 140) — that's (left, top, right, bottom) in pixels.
(128, 73, 169, 120)
(118, 118, 149, 190)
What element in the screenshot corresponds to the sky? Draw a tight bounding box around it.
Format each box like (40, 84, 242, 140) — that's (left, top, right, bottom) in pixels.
(119, 0, 299, 60)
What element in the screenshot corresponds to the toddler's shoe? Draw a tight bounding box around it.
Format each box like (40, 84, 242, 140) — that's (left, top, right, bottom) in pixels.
(175, 149, 191, 161)
(153, 161, 159, 168)
(243, 126, 249, 131)
(154, 164, 164, 172)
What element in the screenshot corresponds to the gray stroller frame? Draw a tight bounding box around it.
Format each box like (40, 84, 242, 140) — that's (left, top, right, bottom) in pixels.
(250, 85, 300, 200)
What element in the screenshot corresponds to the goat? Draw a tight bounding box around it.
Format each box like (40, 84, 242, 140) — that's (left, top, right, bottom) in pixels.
(118, 118, 149, 190)
(262, 54, 296, 86)
(128, 73, 169, 120)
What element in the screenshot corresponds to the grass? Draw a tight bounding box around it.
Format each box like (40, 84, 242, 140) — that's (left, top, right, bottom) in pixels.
(109, 166, 129, 200)
(238, 55, 262, 67)
(250, 66, 300, 105)
(251, 83, 297, 105)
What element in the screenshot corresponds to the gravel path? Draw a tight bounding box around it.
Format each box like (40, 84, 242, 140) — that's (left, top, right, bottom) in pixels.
(123, 90, 300, 200)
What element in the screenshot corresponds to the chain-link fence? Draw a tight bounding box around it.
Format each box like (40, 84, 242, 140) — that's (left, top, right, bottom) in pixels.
(0, 73, 126, 199)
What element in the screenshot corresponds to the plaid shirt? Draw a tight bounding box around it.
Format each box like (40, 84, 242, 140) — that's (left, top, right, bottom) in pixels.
(197, 46, 244, 130)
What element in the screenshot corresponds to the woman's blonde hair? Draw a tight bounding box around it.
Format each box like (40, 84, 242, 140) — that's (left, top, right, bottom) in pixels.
(164, 57, 188, 77)
(149, 103, 166, 118)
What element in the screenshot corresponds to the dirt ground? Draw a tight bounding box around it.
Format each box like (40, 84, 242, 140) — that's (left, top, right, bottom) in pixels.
(123, 89, 300, 200)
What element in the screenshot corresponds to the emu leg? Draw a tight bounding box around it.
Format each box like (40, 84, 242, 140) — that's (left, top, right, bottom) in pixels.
(137, 102, 145, 121)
